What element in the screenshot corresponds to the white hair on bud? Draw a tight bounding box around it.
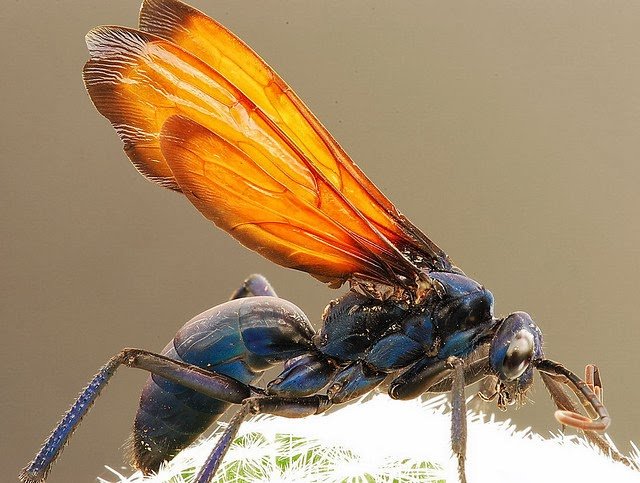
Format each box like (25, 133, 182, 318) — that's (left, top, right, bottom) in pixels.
(100, 394, 639, 483)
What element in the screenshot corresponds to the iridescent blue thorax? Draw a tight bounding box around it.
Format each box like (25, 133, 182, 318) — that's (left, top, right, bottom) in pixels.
(315, 272, 496, 373)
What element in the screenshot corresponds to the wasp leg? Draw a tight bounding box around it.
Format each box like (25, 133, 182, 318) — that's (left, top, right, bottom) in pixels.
(228, 273, 277, 299)
(388, 356, 470, 483)
(388, 357, 452, 400)
(388, 353, 484, 483)
(584, 364, 603, 403)
(476, 375, 499, 402)
(387, 342, 490, 401)
(19, 348, 258, 483)
(540, 372, 636, 470)
(267, 353, 340, 397)
(194, 395, 332, 483)
(449, 357, 468, 483)
(326, 360, 387, 403)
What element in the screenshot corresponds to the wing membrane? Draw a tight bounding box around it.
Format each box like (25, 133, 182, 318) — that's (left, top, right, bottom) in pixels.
(83, 0, 453, 289)
(160, 115, 395, 284)
(137, 0, 451, 264)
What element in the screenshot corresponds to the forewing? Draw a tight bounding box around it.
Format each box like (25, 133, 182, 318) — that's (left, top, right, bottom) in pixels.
(138, 0, 452, 273)
(83, 0, 453, 288)
(138, 0, 402, 233)
(160, 115, 398, 285)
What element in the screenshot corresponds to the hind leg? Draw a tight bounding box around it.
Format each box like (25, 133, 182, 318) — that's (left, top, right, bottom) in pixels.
(19, 348, 259, 483)
(21, 296, 314, 483)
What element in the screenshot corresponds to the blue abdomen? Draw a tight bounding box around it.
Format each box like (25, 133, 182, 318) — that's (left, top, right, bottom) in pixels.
(130, 297, 314, 473)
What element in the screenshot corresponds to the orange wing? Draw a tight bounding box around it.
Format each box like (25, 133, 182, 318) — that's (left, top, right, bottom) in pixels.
(83, 0, 453, 291)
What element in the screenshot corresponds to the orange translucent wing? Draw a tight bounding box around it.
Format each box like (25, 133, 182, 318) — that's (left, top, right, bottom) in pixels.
(83, 0, 453, 287)
(83, 28, 178, 190)
(160, 115, 393, 284)
(137, 0, 451, 270)
(84, 26, 409, 286)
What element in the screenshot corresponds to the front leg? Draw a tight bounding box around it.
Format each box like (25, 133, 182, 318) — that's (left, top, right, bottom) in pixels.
(449, 357, 468, 483)
(540, 369, 636, 469)
(389, 354, 477, 483)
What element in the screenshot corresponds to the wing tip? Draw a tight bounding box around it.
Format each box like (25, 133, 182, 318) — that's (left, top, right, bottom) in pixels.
(139, 0, 196, 36)
(85, 26, 152, 60)
(83, 26, 181, 190)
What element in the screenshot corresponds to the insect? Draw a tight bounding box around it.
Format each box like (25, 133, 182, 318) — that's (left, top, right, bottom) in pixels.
(20, 1, 634, 482)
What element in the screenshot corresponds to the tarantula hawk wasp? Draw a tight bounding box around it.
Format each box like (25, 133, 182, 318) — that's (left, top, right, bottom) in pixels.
(21, 1, 634, 482)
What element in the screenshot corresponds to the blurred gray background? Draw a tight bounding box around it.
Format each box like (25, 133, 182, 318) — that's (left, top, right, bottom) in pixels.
(2, 1, 640, 481)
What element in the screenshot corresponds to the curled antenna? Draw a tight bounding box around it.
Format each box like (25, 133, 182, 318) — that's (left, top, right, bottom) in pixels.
(535, 359, 610, 432)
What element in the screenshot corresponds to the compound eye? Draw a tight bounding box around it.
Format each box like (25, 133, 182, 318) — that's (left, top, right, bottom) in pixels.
(502, 329, 535, 380)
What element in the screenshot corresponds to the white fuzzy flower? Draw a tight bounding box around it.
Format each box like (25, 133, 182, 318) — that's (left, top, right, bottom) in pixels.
(101, 395, 639, 483)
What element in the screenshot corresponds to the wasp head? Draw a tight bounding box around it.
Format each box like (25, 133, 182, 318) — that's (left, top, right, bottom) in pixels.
(488, 311, 544, 408)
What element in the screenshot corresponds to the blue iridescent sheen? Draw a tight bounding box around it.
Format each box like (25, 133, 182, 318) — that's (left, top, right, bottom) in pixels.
(365, 333, 424, 370)
(268, 354, 337, 397)
(329, 361, 386, 403)
(401, 313, 435, 346)
(437, 326, 487, 359)
(489, 311, 543, 383)
(132, 296, 314, 470)
(316, 292, 406, 360)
